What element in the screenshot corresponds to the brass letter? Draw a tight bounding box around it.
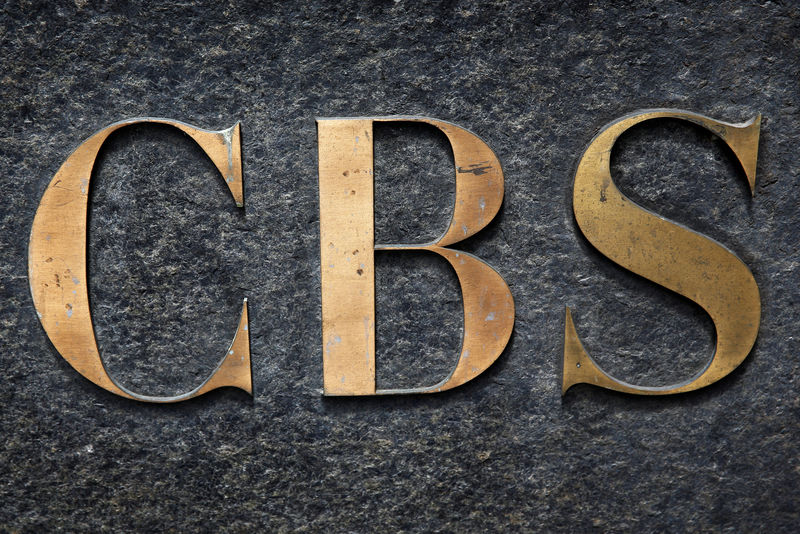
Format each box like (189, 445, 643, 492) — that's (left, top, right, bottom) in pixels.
(564, 110, 761, 395)
(317, 117, 514, 395)
(28, 118, 252, 402)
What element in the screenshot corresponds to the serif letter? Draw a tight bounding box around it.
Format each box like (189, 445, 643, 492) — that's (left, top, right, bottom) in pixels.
(317, 117, 515, 395)
(28, 118, 252, 403)
(564, 109, 761, 395)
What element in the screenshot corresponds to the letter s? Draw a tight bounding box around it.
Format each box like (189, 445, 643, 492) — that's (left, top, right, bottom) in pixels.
(564, 109, 761, 395)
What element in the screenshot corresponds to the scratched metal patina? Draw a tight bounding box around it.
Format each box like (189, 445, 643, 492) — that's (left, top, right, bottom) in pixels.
(317, 117, 514, 395)
(564, 110, 761, 395)
(28, 119, 252, 402)
(2, 1, 799, 531)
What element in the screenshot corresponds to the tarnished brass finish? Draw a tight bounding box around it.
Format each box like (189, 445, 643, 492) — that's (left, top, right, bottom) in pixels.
(318, 117, 514, 395)
(28, 118, 252, 402)
(318, 119, 376, 394)
(564, 109, 761, 395)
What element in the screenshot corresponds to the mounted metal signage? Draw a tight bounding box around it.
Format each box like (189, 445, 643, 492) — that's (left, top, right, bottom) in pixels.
(27, 109, 762, 403)
(564, 110, 760, 395)
(28, 119, 252, 402)
(317, 117, 514, 395)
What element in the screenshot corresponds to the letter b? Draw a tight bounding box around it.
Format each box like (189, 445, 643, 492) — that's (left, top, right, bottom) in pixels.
(317, 117, 515, 395)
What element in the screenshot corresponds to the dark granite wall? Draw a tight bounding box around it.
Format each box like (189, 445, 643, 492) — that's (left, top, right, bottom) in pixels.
(1, 1, 798, 531)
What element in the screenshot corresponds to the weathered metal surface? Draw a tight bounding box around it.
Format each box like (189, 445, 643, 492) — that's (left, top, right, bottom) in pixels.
(318, 117, 514, 395)
(564, 109, 761, 395)
(27, 118, 252, 402)
(4, 3, 799, 531)
(317, 119, 377, 395)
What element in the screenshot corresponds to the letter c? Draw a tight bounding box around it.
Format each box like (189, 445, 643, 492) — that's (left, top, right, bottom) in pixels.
(28, 118, 252, 403)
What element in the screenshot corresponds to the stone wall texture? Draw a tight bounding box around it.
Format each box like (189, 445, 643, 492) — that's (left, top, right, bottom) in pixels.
(1, 1, 798, 531)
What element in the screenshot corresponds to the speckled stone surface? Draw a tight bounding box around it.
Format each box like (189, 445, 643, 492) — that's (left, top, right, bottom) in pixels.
(1, 1, 799, 531)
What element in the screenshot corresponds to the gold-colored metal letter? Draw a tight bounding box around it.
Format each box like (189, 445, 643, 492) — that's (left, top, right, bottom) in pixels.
(564, 109, 761, 395)
(28, 118, 252, 403)
(318, 117, 514, 395)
